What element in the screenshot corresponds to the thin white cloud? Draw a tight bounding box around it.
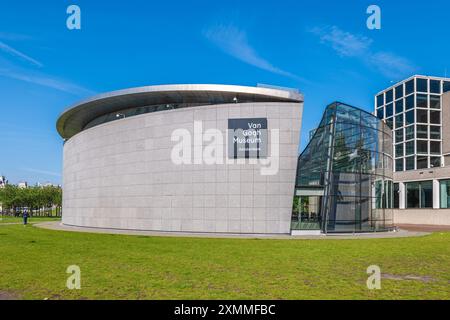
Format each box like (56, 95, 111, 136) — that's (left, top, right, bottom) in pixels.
(0, 40, 43, 67)
(310, 26, 372, 57)
(22, 168, 61, 177)
(310, 25, 416, 78)
(204, 23, 306, 82)
(0, 67, 95, 96)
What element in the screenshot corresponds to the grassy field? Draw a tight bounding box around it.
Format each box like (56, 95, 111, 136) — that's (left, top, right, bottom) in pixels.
(0, 216, 60, 224)
(0, 223, 449, 300)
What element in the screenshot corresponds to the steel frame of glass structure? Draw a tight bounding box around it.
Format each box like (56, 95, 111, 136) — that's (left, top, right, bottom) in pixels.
(292, 102, 394, 233)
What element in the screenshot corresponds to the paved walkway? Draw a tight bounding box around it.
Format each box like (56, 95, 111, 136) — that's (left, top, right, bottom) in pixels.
(35, 221, 430, 240)
(396, 224, 450, 232)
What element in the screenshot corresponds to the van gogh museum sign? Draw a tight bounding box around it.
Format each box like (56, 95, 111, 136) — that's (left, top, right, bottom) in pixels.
(228, 118, 268, 159)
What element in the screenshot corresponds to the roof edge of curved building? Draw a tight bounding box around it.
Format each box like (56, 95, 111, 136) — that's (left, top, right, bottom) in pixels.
(57, 84, 303, 139)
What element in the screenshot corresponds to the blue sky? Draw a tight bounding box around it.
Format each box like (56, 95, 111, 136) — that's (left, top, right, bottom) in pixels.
(0, 0, 449, 184)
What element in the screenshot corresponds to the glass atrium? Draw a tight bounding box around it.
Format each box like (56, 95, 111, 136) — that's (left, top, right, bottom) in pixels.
(292, 102, 394, 233)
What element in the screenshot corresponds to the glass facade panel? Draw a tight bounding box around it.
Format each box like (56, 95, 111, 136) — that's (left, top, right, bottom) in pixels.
(405, 110, 414, 125)
(405, 79, 414, 95)
(386, 90, 393, 104)
(421, 181, 433, 208)
(395, 159, 403, 172)
(430, 110, 440, 124)
(416, 78, 428, 92)
(395, 85, 403, 99)
(376, 94, 384, 107)
(417, 156, 428, 169)
(395, 114, 403, 128)
(416, 94, 428, 108)
(385, 103, 393, 117)
(430, 80, 441, 94)
(430, 141, 440, 154)
(417, 140, 427, 154)
(430, 95, 440, 109)
(405, 141, 414, 155)
(406, 181, 433, 208)
(405, 94, 414, 110)
(444, 81, 450, 93)
(430, 125, 440, 139)
(395, 128, 403, 143)
(393, 183, 399, 208)
(395, 99, 403, 114)
(406, 182, 420, 208)
(405, 156, 415, 170)
(417, 109, 428, 123)
(417, 125, 428, 139)
(376, 107, 384, 119)
(405, 125, 414, 140)
(395, 143, 404, 157)
(440, 180, 450, 208)
(293, 102, 393, 233)
(386, 117, 393, 129)
(430, 156, 441, 168)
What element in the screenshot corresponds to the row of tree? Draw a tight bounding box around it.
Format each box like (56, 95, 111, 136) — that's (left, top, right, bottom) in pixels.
(0, 185, 62, 217)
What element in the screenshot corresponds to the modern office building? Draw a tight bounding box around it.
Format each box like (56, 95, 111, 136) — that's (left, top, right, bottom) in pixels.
(292, 102, 394, 234)
(375, 75, 450, 225)
(57, 84, 304, 234)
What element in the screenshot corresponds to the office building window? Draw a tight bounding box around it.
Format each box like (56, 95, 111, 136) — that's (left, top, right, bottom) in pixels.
(417, 109, 428, 123)
(393, 183, 399, 208)
(405, 79, 414, 95)
(405, 156, 415, 170)
(395, 114, 404, 129)
(386, 117, 393, 129)
(430, 156, 441, 168)
(395, 143, 404, 158)
(406, 182, 419, 208)
(395, 159, 403, 172)
(443, 81, 450, 93)
(430, 110, 440, 124)
(395, 99, 404, 114)
(416, 78, 428, 93)
(416, 94, 428, 108)
(430, 125, 440, 139)
(377, 107, 384, 119)
(430, 141, 440, 154)
(430, 80, 441, 94)
(430, 95, 440, 109)
(385, 103, 393, 117)
(395, 84, 403, 99)
(417, 156, 428, 169)
(405, 110, 414, 125)
(417, 125, 428, 139)
(386, 89, 393, 103)
(417, 140, 428, 154)
(376, 94, 384, 107)
(405, 125, 414, 140)
(405, 94, 414, 110)
(395, 128, 403, 143)
(406, 180, 432, 208)
(440, 180, 450, 208)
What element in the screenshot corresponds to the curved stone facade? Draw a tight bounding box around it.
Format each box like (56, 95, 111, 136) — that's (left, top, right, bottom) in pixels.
(61, 95, 303, 234)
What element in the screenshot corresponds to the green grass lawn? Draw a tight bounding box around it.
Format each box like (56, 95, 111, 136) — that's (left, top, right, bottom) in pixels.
(0, 216, 60, 224)
(0, 224, 449, 300)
